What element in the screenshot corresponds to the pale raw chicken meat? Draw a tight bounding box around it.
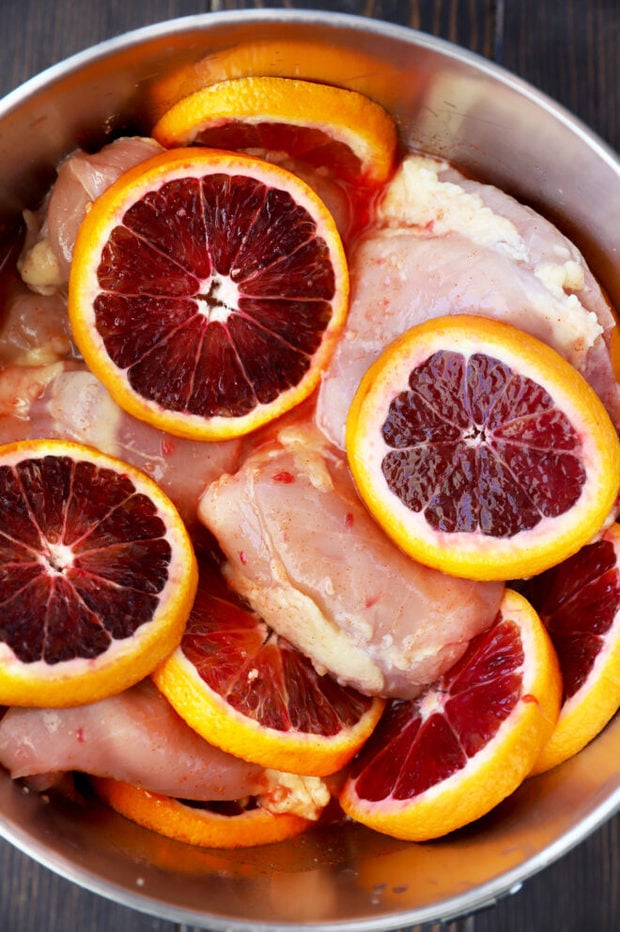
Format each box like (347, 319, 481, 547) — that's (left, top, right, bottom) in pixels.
(19, 136, 163, 293)
(0, 362, 65, 423)
(199, 421, 505, 699)
(17, 135, 353, 294)
(0, 275, 73, 365)
(316, 155, 620, 449)
(0, 250, 241, 523)
(0, 362, 241, 523)
(0, 680, 263, 800)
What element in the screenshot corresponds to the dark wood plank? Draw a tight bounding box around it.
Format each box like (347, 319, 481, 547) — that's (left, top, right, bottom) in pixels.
(501, 0, 620, 151)
(461, 814, 620, 932)
(208, 0, 499, 57)
(0, 839, 178, 932)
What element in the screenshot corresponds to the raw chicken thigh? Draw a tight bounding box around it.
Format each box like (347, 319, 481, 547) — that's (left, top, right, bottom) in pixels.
(19, 136, 164, 293)
(16, 134, 355, 293)
(316, 155, 620, 449)
(0, 680, 263, 800)
(0, 362, 241, 524)
(3, 212, 240, 523)
(0, 278, 72, 365)
(199, 421, 504, 699)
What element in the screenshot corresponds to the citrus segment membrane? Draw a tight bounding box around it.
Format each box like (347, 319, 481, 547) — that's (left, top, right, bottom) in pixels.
(152, 76, 398, 186)
(69, 148, 349, 441)
(0, 439, 197, 707)
(93, 777, 311, 848)
(520, 523, 620, 774)
(153, 558, 385, 776)
(339, 588, 561, 841)
(346, 314, 620, 581)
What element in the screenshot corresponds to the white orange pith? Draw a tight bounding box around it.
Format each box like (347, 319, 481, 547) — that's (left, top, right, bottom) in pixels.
(0, 438, 197, 708)
(92, 777, 311, 848)
(152, 75, 397, 185)
(346, 314, 620, 582)
(68, 147, 349, 441)
(339, 588, 562, 841)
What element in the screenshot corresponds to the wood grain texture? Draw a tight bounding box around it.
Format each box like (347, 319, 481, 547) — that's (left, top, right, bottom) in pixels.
(501, 0, 619, 151)
(0, 1, 618, 930)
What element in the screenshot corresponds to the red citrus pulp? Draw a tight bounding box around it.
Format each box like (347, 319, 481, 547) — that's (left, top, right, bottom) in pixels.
(153, 556, 385, 775)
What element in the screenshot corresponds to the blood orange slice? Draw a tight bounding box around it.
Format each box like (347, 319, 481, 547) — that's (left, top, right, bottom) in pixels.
(92, 778, 311, 848)
(147, 40, 400, 126)
(152, 76, 397, 186)
(152, 558, 385, 776)
(0, 438, 197, 707)
(346, 314, 620, 581)
(68, 147, 349, 441)
(339, 588, 561, 841)
(520, 523, 620, 775)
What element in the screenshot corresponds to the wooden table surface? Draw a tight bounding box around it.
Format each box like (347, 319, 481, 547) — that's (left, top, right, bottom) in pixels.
(0, 1, 618, 930)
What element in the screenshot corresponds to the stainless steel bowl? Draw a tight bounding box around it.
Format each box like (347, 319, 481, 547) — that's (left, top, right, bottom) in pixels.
(0, 10, 618, 930)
